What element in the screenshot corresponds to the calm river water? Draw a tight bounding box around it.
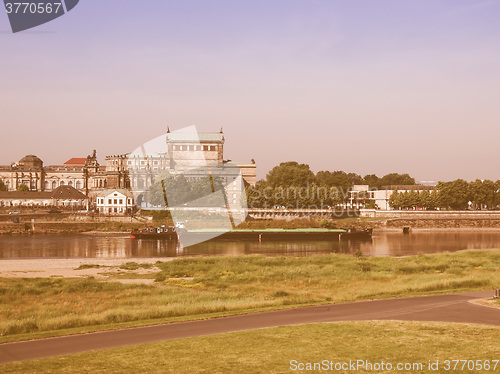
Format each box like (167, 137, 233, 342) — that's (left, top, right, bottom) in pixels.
(1, 231, 500, 259)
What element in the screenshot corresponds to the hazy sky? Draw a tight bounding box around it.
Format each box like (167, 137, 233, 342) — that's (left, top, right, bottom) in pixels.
(1, 0, 499, 182)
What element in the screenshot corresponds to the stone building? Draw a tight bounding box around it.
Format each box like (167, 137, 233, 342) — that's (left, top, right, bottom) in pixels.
(106, 129, 256, 207)
(0, 151, 105, 197)
(0, 130, 256, 209)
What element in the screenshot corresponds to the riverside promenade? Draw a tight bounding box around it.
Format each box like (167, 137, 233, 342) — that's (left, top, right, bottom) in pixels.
(0, 290, 498, 364)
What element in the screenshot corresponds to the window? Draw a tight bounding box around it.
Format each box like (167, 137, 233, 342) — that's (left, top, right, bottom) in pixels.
(60, 181, 65, 186)
(114, 199, 117, 204)
(108, 199, 112, 205)
(119, 199, 123, 205)
(203, 145, 208, 151)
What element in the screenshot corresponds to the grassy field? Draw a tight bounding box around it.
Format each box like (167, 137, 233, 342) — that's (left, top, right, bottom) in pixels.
(1, 249, 499, 343)
(2, 321, 499, 373)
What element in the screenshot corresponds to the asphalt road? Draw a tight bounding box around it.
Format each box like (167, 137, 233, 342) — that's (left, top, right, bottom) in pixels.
(0, 290, 498, 364)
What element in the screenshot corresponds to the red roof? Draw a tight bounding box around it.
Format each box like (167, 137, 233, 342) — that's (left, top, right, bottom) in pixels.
(64, 158, 87, 166)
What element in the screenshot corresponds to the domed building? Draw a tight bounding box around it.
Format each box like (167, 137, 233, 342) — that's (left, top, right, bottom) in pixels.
(0, 152, 104, 193)
(18, 155, 43, 169)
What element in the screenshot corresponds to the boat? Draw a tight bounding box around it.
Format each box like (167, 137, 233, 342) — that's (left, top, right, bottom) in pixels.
(130, 226, 372, 242)
(177, 228, 345, 243)
(339, 227, 373, 240)
(130, 225, 178, 240)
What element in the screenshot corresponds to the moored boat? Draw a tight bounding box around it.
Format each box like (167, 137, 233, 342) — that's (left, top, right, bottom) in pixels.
(130, 225, 178, 240)
(130, 226, 372, 242)
(339, 227, 373, 240)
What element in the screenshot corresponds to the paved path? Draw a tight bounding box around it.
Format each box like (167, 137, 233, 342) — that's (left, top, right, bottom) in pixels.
(0, 290, 498, 364)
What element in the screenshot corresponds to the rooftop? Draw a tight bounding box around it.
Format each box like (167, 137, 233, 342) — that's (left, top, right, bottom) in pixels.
(166, 132, 224, 143)
(64, 158, 87, 166)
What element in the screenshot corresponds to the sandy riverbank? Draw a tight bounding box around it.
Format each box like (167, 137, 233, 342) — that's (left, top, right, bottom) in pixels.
(0, 257, 176, 283)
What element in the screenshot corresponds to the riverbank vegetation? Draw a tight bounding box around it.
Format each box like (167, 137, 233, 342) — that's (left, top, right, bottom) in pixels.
(3, 321, 499, 373)
(243, 161, 500, 211)
(0, 249, 499, 343)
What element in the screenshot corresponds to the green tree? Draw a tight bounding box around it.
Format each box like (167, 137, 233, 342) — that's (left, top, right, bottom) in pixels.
(389, 191, 402, 210)
(363, 174, 380, 188)
(379, 173, 416, 187)
(17, 183, 29, 192)
(266, 162, 316, 188)
(409, 190, 420, 208)
(436, 179, 471, 210)
(419, 190, 430, 209)
(470, 179, 495, 210)
(427, 190, 439, 210)
(401, 191, 411, 209)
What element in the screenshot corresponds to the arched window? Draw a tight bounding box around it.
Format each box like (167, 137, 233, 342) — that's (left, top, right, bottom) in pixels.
(60, 181, 65, 186)
(52, 181, 57, 189)
(68, 181, 73, 187)
(76, 181, 81, 189)
(44, 181, 49, 190)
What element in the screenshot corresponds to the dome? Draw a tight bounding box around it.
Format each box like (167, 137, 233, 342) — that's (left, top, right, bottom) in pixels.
(18, 155, 43, 168)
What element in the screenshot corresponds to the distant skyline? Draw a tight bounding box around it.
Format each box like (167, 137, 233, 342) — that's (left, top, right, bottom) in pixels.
(1, 0, 499, 182)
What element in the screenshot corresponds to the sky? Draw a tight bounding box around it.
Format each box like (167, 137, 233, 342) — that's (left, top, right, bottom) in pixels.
(1, 0, 499, 182)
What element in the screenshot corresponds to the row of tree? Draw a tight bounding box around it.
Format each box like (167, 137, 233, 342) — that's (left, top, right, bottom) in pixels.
(247, 162, 417, 208)
(264, 162, 415, 190)
(389, 179, 500, 210)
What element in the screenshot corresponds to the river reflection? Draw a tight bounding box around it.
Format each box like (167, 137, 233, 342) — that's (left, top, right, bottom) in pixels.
(1, 231, 500, 259)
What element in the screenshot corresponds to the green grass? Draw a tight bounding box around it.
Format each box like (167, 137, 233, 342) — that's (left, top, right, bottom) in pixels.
(1, 249, 500, 343)
(2, 321, 499, 373)
(118, 262, 154, 270)
(75, 264, 108, 270)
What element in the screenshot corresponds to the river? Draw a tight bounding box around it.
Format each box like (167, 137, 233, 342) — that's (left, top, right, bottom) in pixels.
(1, 230, 500, 259)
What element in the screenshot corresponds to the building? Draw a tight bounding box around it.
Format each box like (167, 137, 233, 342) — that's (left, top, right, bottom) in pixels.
(0, 129, 256, 210)
(106, 129, 256, 207)
(96, 189, 135, 215)
(349, 185, 435, 210)
(0, 151, 104, 194)
(0, 185, 88, 208)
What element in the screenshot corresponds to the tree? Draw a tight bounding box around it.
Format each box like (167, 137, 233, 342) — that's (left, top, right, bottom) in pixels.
(266, 162, 316, 188)
(363, 174, 380, 188)
(389, 191, 402, 210)
(379, 173, 416, 187)
(17, 183, 29, 192)
(316, 170, 350, 192)
(436, 179, 471, 210)
(0, 179, 7, 191)
(419, 190, 430, 209)
(408, 190, 420, 209)
(470, 179, 495, 210)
